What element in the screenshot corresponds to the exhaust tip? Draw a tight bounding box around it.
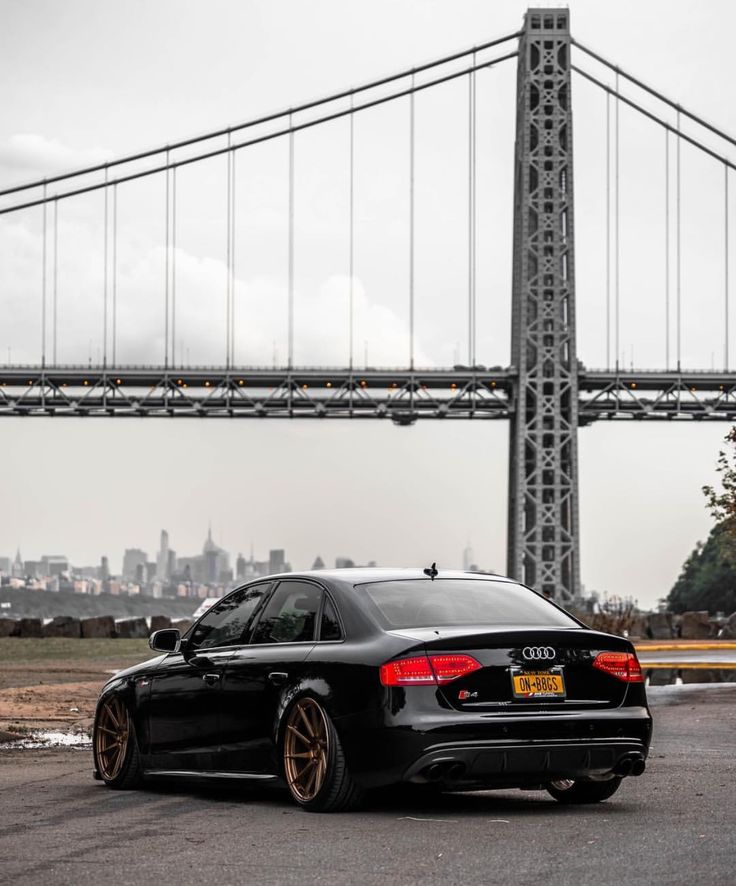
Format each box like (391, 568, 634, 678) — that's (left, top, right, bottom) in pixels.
(614, 758, 633, 777)
(447, 762, 466, 781)
(630, 758, 646, 777)
(425, 763, 444, 782)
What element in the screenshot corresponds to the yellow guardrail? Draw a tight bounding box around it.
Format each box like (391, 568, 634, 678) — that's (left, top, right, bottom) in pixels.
(634, 642, 736, 652)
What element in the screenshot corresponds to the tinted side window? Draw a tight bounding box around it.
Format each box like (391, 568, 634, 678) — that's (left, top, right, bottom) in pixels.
(190, 583, 271, 649)
(251, 582, 322, 644)
(319, 596, 343, 641)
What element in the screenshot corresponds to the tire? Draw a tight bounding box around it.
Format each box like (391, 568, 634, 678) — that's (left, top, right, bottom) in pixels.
(281, 696, 363, 813)
(93, 693, 143, 790)
(546, 776, 622, 805)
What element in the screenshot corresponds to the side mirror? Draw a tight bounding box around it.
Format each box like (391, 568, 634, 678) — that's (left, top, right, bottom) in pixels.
(149, 628, 182, 653)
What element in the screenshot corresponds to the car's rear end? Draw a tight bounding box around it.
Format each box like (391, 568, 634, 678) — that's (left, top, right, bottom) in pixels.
(350, 575, 652, 798)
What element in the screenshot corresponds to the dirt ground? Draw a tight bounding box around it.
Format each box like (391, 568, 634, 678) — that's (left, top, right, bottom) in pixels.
(0, 638, 150, 735)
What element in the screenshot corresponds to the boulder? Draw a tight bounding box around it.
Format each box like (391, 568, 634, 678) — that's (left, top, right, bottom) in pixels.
(81, 615, 115, 639)
(0, 617, 19, 637)
(19, 617, 44, 638)
(679, 610, 711, 640)
(647, 612, 673, 639)
(44, 616, 82, 638)
(171, 618, 194, 636)
(115, 617, 149, 639)
(719, 612, 736, 639)
(149, 615, 172, 634)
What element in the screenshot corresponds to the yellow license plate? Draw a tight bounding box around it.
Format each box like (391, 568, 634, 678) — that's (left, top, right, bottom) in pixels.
(512, 670, 565, 699)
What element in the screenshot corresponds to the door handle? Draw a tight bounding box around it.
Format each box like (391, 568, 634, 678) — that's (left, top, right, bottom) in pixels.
(268, 671, 288, 686)
(202, 672, 221, 685)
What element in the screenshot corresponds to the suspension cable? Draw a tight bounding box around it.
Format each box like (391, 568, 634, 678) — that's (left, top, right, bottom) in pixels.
(409, 74, 415, 371)
(349, 93, 355, 371)
(676, 109, 682, 371)
(468, 56, 477, 368)
(0, 32, 520, 199)
(41, 183, 47, 366)
(0, 51, 518, 217)
(572, 66, 736, 174)
(53, 199, 58, 365)
(572, 40, 736, 153)
(726, 163, 730, 371)
(605, 91, 611, 370)
(614, 71, 620, 372)
(288, 117, 295, 370)
(665, 129, 670, 370)
(112, 184, 117, 366)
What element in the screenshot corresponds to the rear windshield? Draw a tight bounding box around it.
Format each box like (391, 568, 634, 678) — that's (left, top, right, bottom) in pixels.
(357, 579, 577, 629)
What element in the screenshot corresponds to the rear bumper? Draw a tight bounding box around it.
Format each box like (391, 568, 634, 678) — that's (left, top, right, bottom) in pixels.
(402, 737, 648, 787)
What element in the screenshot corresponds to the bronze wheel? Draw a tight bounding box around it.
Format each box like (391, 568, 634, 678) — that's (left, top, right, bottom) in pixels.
(94, 695, 130, 781)
(283, 698, 330, 802)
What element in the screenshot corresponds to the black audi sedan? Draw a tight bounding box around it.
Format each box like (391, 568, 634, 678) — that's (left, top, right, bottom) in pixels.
(93, 569, 652, 812)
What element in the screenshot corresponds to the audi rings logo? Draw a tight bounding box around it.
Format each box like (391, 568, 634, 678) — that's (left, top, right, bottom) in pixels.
(522, 646, 556, 661)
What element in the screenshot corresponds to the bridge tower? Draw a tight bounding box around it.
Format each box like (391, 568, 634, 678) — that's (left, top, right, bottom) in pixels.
(507, 8, 580, 605)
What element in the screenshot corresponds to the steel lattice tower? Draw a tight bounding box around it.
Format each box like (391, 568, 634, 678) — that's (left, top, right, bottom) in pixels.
(508, 8, 580, 605)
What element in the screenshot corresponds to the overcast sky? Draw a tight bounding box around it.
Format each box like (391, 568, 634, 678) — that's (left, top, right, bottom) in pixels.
(1, 0, 735, 608)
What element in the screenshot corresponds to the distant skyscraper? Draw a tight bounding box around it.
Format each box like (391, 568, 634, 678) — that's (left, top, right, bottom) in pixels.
(12, 548, 23, 577)
(463, 544, 475, 571)
(335, 557, 355, 569)
(269, 549, 286, 574)
(236, 553, 246, 579)
(312, 555, 325, 570)
(156, 530, 170, 581)
(123, 548, 148, 581)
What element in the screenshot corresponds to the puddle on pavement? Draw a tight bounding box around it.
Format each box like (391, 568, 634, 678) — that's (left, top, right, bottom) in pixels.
(0, 730, 91, 750)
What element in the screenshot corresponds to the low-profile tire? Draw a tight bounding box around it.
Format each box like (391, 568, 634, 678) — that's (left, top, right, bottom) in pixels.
(93, 693, 143, 790)
(281, 696, 363, 813)
(546, 776, 622, 805)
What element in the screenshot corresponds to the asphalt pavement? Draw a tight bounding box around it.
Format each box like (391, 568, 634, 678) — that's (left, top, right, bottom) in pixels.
(1, 690, 735, 886)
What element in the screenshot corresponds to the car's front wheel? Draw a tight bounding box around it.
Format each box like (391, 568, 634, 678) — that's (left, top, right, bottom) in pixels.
(93, 693, 142, 790)
(546, 776, 622, 804)
(281, 696, 363, 812)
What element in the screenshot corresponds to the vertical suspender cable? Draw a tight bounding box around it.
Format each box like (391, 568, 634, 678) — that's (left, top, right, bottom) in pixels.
(349, 93, 355, 371)
(103, 167, 109, 367)
(605, 92, 611, 370)
(41, 182, 47, 366)
(226, 135, 232, 368)
(53, 199, 58, 365)
(409, 73, 415, 370)
(676, 109, 682, 371)
(230, 150, 236, 366)
(725, 163, 730, 371)
(468, 57, 477, 368)
(164, 150, 170, 368)
(171, 168, 177, 367)
(288, 114, 295, 370)
(665, 130, 670, 370)
(614, 72, 620, 372)
(112, 185, 117, 366)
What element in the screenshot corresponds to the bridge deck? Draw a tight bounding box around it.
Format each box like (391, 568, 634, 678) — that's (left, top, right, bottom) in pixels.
(1, 366, 735, 421)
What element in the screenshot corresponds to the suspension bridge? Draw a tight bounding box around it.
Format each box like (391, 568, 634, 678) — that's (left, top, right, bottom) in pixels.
(2, 7, 735, 604)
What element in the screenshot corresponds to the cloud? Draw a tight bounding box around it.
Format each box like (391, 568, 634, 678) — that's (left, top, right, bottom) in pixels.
(0, 133, 108, 181)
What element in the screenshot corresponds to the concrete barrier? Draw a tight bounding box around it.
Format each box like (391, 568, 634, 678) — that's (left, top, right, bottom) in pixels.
(680, 610, 711, 640)
(80, 615, 116, 638)
(115, 617, 149, 639)
(0, 617, 19, 637)
(171, 618, 194, 635)
(149, 615, 172, 634)
(19, 617, 44, 638)
(44, 616, 82, 638)
(648, 612, 674, 639)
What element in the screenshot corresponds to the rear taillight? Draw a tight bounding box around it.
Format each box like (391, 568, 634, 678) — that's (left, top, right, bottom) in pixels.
(379, 654, 482, 687)
(592, 651, 644, 683)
